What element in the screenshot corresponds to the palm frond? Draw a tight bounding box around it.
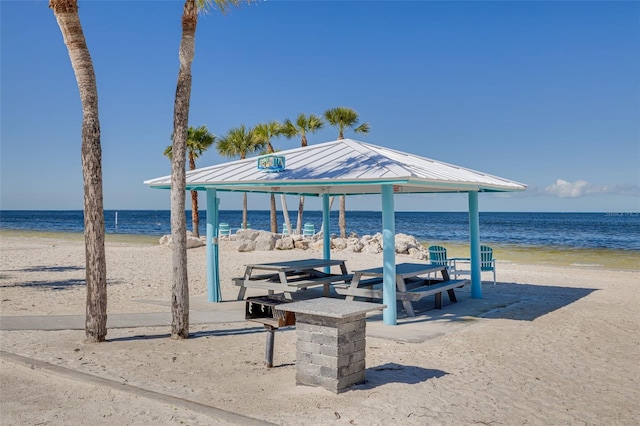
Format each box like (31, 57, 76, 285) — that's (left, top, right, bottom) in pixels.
(324, 107, 366, 139)
(163, 145, 173, 159)
(217, 124, 265, 159)
(355, 122, 370, 134)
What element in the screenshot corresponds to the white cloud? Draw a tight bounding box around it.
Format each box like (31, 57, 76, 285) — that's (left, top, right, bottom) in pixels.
(545, 179, 589, 198)
(544, 179, 640, 198)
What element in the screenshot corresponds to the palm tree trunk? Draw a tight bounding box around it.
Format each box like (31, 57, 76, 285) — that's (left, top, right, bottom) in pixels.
(50, 0, 107, 343)
(242, 192, 248, 228)
(169, 0, 198, 340)
(296, 196, 305, 234)
(270, 194, 278, 233)
(191, 190, 199, 238)
(280, 194, 292, 236)
(189, 154, 199, 238)
(319, 196, 335, 235)
(339, 195, 346, 238)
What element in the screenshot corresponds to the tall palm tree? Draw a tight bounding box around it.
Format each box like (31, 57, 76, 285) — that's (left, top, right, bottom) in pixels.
(164, 125, 216, 238)
(324, 107, 370, 140)
(282, 113, 324, 234)
(49, 0, 107, 343)
(217, 125, 265, 229)
(324, 107, 370, 238)
(254, 121, 284, 234)
(170, 0, 249, 339)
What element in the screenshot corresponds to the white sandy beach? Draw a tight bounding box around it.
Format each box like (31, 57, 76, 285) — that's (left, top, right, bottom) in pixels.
(1, 233, 639, 425)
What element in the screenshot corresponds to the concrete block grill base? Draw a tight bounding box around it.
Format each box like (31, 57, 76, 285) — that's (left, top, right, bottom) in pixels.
(279, 298, 385, 393)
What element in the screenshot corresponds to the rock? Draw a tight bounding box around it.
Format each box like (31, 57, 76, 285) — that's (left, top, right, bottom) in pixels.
(276, 237, 295, 250)
(394, 233, 418, 254)
(158, 233, 204, 249)
(237, 240, 256, 252)
(409, 247, 427, 260)
(294, 240, 310, 250)
(332, 238, 348, 250)
(169, 226, 428, 256)
(364, 242, 382, 254)
(235, 229, 276, 251)
(236, 229, 277, 251)
(236, 229, 260, 241)
(254, 232, 276, 251)
(347, 240, 364, 253)
(186, 235, 205, 249)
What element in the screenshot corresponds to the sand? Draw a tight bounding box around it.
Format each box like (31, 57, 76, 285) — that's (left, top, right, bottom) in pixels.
(1, 233, 639, 425)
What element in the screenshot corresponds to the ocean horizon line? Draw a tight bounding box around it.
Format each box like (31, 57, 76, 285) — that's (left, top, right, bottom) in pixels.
(2, 209, 638, 215)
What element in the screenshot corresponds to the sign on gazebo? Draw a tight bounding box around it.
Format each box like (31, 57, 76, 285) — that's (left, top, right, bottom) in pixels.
(257, 155, 286, 173)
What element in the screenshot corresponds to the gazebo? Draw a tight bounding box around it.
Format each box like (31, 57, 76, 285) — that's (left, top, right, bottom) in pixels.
(145, 139, 526, 325)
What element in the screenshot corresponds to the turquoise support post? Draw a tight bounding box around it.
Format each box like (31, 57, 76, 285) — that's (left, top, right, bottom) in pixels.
(206, 188, 221, 302)
(468, 191, 482, 299)
(381, 185, 397, 325)
(322, 194, 331, 274)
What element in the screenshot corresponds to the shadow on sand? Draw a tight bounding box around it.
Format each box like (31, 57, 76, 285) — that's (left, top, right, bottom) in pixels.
(106, 325, 271, 343)
(1, 265, 86, 290)
(357, 362, 448, 389)
(1, 278, 86, 290)
(364, 281, 597, 325)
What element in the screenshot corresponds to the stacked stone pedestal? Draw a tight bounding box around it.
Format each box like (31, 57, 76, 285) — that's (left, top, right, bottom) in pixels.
(280, 298, 385, 394)
(296, 313, 366, 393)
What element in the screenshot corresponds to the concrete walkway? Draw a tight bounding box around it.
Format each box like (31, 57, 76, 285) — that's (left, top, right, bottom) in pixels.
(0, 288, 518, 343)
(0, 295, 246, 331)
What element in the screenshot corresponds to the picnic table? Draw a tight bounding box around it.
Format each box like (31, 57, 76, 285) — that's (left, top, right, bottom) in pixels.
(233, 258, 352, 300)
(334, 262, 468, 317)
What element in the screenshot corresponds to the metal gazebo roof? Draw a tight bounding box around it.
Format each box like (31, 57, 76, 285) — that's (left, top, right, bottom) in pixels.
(144, 139, 526, 195)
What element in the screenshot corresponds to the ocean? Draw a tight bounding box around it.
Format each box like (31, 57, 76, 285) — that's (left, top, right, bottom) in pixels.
(1, 210, 638, 252)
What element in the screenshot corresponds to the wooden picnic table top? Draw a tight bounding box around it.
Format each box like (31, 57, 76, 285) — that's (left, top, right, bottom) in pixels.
(246, 258, 346, 272)
(352, 262, 445, 278)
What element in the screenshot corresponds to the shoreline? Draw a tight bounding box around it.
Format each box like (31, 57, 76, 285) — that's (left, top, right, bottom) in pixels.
(2, 229, 638, 271)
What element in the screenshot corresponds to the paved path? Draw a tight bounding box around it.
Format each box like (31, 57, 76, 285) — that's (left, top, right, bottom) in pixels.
(0, 295, 247, 331)
(0, 289, 518, 343)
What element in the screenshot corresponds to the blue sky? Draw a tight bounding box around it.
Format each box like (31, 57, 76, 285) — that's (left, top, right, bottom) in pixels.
(1, 0, 638, 212)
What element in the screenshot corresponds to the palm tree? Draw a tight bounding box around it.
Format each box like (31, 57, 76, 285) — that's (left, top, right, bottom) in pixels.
(217, 125, 265, 229)
(282, 113, 324, 234)
(324, 107, 370, 238)
(324, 107, 370, 140)
(254, 121, 285, 234)
(169, 0, 249, 340)
(164, 125, 216, 239)
(49, 0, 107, 343)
